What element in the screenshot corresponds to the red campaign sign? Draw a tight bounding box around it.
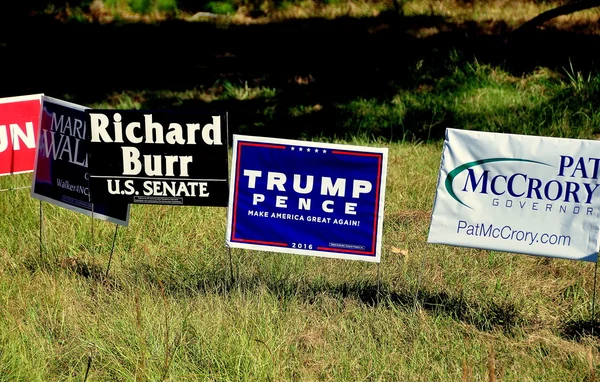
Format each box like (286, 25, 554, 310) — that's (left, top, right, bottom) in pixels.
(0, 94, 43, 176)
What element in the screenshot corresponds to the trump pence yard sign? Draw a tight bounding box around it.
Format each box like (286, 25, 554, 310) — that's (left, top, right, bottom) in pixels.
(86, 110, 228, 206)
(226, 135, 388, 262)
(428, 128, 600, 262)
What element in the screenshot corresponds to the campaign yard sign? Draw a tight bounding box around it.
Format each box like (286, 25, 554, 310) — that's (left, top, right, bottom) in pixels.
(0, 94, 43, 176)
(226, 135, 388, 262)
(428, 128, 600, 262)
(31, 96, 130, 226)
(86, 110, 228, 206)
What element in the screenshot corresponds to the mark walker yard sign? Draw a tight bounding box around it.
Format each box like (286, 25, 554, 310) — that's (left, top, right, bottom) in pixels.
(226, 135, 388, 262)
(31, 96, 130, 226)
(87, 110, 229, 206)
(428, 128, 600, 262)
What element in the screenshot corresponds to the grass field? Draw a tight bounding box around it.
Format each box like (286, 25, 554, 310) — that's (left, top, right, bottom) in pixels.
(2, 139, 600, 381)
(2, 0, 600, 380)
(85, 55, 600, 143)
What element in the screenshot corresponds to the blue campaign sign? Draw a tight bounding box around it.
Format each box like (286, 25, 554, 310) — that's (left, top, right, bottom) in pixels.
(226, 135, 388, 262)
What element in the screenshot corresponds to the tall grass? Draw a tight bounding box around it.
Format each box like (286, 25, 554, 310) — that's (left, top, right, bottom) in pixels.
(86, 54, 600, 142)
(1, 139, 599, 380)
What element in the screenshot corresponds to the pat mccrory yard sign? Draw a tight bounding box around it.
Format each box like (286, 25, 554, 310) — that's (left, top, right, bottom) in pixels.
(31, 96, 130, 226)
(226, 135, 388, 262)
(0, 94, 42, 176)
(86, 110, 229, 206)
(428, 128, 600, 262)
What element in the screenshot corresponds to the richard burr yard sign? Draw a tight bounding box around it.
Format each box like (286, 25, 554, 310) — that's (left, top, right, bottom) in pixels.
(226, 135, 388, 262)
(86, 110, 229, 206)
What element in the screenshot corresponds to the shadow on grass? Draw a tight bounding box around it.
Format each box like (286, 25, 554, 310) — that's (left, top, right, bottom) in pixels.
(59, 256, 106, 279)
(22, 253, 107, 280)
(303, 280, 523, 334)
(1, 12, 599, 141)
(561, 319, 600, 341)
(128, 262, 523, 334)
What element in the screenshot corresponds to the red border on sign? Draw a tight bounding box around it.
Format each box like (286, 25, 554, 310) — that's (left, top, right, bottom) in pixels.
(230, 143, 382, 256)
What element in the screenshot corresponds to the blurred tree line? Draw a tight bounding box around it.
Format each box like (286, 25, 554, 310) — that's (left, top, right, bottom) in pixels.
(0, 0, 295, 17)
(0, 0, 598, 34)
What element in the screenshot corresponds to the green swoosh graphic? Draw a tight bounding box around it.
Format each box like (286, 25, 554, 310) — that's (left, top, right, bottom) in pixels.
(445, 158, 551, 209)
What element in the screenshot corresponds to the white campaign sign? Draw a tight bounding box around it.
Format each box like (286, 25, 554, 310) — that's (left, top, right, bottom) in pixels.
(428, 128, 600, 262)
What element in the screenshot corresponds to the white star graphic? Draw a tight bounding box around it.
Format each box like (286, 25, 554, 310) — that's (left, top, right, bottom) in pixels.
(299, 147, 303, 152)
(323, 149, 327, 154)
(315, 149, 319, 153)
(307, 148, 311, 152)
(291, 146, 295, 150)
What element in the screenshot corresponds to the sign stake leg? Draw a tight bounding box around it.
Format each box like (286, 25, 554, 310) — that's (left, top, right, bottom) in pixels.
(105, 224, 119, 279)
(39, 200, 43, 257)
(228, 246, 235, 286)
(90, 204, 95, 258)
(376, 263, 381, 305)
(83, 354, 93, 382)
(413, 251, 426, 313)
(592, 260, 598, 336)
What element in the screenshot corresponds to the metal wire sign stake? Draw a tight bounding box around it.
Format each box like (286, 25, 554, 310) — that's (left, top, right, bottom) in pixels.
(228, 245, 235, 285)
(591, 259, 598, 335)
(39, 201, 44, 257)
(105, 224, 120, 279)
